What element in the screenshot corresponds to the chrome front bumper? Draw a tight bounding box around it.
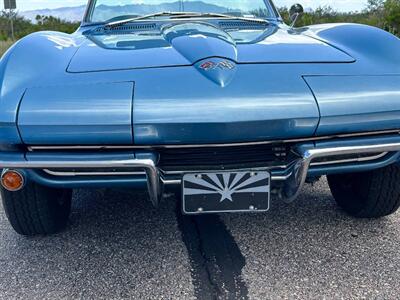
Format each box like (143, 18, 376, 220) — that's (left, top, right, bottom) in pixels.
(284, 142, 400, 202)
(0, 157, 162, 207)
(1, 140, 400, 207)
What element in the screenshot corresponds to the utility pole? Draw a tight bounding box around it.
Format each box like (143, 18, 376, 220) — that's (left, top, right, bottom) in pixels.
(10, 13, 14, 40)
(4, 0, 16, 41)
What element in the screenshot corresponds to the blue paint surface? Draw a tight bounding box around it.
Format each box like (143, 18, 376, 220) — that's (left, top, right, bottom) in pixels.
(18, 82, 134, 144)
(0, 2, 400, 189)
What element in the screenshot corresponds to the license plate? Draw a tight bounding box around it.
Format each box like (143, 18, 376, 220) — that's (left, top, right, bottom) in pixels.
(182, 171, 270, 214)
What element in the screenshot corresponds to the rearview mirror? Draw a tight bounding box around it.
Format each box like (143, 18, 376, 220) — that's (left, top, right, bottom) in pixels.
(289, 4, 304, 28)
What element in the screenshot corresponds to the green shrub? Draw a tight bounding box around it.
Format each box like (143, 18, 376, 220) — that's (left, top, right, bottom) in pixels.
(0, 11, 79, 41)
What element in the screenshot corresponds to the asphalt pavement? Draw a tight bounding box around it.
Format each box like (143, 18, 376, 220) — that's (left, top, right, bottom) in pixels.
(1, 178, 399, 299)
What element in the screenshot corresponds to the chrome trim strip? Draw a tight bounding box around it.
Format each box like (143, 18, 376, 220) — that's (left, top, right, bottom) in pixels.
(41, 154, 388, 187)
(310, 152, 388, 166)
(40, 151, 388, 178)
(161, 178, 182, 185)
(159, 165, 288, 175)
(43, 166, 292, 182)
(42, 169, 146, 176)
(26, 130, 400, 151)
(83, 0, 95, 24)
(41, 151, 388, 178)
(0, 159, 155, 170)
(160, 173, 292, 185)
(271, 174, 292, 181)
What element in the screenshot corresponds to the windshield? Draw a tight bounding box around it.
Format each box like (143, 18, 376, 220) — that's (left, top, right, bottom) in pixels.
(87, 0, 276, 23)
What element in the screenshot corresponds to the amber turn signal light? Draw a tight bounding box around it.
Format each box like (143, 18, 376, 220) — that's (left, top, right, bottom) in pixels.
(1, 169, 25, 192)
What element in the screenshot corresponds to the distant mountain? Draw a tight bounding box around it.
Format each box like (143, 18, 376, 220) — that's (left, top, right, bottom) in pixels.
(21, 5, 86, 22)
(92, 2, 230, 22)
(20, 1, 234, 23)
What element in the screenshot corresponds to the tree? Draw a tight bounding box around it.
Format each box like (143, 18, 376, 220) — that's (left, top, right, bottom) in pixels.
(276, 0, 400, 37)
(365, 0, 386, 28)
(367, 0, 385, 12)
(384, 0, 400, 34)
(0, 12, 79, 40)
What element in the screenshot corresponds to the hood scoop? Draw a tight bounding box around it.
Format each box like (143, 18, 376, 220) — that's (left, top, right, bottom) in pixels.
(162, 22, 238, 63)
(163, 22, 238, 86)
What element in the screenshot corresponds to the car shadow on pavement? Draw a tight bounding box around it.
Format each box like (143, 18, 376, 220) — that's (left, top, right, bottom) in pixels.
(0, 178, 399, 299)
(221, 178, 400, 299)
(0, 189, 195, 299)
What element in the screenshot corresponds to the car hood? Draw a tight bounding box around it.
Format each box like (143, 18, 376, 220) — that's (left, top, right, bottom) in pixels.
(68, 22, 354, 73)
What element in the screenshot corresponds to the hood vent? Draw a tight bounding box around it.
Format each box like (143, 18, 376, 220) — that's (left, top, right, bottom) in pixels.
(93, 23, 157, 35)
(219, 21, 268, 30)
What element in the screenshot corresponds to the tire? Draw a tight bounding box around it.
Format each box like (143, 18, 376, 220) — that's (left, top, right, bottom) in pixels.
(327, 164, 400, 218)
(1, 181, 72, 236)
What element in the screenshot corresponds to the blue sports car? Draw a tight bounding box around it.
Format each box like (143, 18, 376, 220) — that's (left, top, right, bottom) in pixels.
(1, 0, 400, 236)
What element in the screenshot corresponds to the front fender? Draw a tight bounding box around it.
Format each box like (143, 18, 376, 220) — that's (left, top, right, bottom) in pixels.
(304, 23, 400, 70)
(0, 31, 84, 145)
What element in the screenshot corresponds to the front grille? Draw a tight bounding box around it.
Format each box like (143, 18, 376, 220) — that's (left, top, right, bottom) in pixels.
(158, 143, 295, 172)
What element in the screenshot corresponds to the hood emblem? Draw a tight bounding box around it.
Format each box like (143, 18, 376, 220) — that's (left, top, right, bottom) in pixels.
(195, 58, 237, 87)
(199, 60, 236, 71)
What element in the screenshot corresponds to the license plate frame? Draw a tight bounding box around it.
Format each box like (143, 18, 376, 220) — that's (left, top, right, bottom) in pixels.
(182, 171, 270, 214)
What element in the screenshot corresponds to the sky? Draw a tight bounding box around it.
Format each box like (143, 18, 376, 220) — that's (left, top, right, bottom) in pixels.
(0, 0, 368, 12)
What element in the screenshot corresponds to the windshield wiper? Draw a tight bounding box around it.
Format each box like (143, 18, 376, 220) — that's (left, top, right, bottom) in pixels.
(173, 12, 268, 23)
(104, 11, 268, 28)
(105, 12, 194, 28)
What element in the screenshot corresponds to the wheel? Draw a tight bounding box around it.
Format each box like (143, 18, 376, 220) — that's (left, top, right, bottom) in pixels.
(1, 181, 72, 236)
(327, 164, 400, 218)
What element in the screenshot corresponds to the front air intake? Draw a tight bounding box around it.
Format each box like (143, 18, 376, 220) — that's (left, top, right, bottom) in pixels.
(157, 143, 295, 172)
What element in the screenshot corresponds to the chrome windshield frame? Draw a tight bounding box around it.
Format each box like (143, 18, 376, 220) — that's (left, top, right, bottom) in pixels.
(82, 0, 280, 25)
